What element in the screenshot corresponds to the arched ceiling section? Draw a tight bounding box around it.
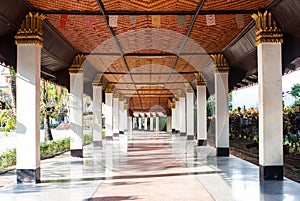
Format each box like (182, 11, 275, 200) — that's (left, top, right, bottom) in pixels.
(6, 0, 300, 108)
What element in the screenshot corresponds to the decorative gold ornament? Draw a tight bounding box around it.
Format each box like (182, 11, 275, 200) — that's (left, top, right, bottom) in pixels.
(69, 54, 86, 74)
(210, 54, 230, 73)
(178, 89, 185, 97)
(105, 84, 114, 93)
(174, 94, 179, 101)
(15, 12, 46, 47)
(119, 95, 125, 102)
(170, 102, 175, 109)
(124, 103, 128, 110)
(92, 73, 103, 86)
(185, 83, 194, 93)
(194, 73, 206, 86)
(252, 10, 283, 46)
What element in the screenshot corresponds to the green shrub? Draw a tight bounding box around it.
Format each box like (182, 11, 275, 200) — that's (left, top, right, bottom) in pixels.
(40, 137, 70, 158)
(0, 149, 16, 170)
(0, 134, 94, 171)
(83, 133, 93, 145)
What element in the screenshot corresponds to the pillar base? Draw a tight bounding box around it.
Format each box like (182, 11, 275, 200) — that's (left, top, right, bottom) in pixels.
(216, 147, 229, 157)
(198, 140, 207, 146)
(93, 141, 102, 147)
(187, 135, 194, 140)
(106, 136, 113, 141)
(180, 132, 186, 136)
(17, 168, 40, 184)
(71, 149, 83, 158)
(259, 165, 283, 180)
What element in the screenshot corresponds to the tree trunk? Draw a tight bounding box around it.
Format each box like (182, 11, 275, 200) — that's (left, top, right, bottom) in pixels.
(44, 114, 53, 142)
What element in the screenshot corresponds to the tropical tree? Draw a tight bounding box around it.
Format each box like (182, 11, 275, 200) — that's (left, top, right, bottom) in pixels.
(288, 83, 300, 106)
(40, 80, 69, 142)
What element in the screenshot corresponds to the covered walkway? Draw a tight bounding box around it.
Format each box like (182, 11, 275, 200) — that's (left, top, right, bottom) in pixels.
(1, 131, 300, 201)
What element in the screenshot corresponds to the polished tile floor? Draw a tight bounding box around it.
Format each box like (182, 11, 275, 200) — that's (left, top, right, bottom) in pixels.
(1, 131, 300, 200)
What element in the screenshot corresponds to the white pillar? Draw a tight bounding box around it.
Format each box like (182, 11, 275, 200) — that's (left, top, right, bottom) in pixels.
(118, 97, 124, 134)
(69, 62, 84, 158)
(124, 104, 128, 133)
(150, 117, 154, 131)
(105, 85, 114, 141)
(156, 116, 159, 132)
(175, 98, 180, 133)
(186, 85, 194, 140)
(167, 116, 172, 134)
(179, 93, 186, 136)
(16, 41, 42, 183)
(144, 117, 148, 131)
(196, 74, 207, 146)
(92, 84, 102, 147)
(253, 11, 283, 180)
(171, 106, 176, 134)
(113, 94, 119, 136)
(128, 116, 133, 139)
(212, 54, 229, 157)
(138, 117, 142, 130)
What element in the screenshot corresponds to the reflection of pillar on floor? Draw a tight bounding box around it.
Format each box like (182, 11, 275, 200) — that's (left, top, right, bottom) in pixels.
(92, 79, 103, 147)
(212, 54, 229, 157)
(15, 13, 45, 183)
(138, 117, 142, 130)
(150, 117, 154, 131)
(156, 116, 159, 132)
(105, 84, 114, 141)
(253, 11, 283, 180)
(186, 84, 194, 140)
(195, 73, 207, 146)
(113, 93, 119, 137)
(144, 117, 148, 131)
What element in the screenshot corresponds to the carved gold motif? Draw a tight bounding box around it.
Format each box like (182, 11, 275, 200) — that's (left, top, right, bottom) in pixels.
(92, 73, 104, 86)
(15, 12, 46, 46)
(210, 54, 230, 73)
(105, 84, 115, 93)
(252, 10, 283, 46)
(185, 83, 194, 93)
(69, 54, 86, 74)
(194, 73, 206, 86)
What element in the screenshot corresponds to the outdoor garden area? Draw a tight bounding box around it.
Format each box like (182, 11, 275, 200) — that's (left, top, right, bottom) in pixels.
(224, 83, 300, 182)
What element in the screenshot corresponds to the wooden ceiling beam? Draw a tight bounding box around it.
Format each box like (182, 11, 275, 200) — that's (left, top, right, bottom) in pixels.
(39, 9, 257, 16)
(95, 0, 143, 110)
(103, 71, 198, 75)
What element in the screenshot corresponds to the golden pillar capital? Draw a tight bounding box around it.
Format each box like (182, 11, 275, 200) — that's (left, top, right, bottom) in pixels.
(170, 101, 175, 109)
(105, 84, 114, 93)
(194, 73, 206, 86)
(69, 54, 86, 74)
(185, 83, 194, 93)
(15, 12, 46, 47)
(174, 94, 179, 102)
(119, 95, 125, 102)
(178, 89, 185, 97)
(252, 10, 283, 46)
(210, 54, 229, 73)
(92, 73, 103, 86)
